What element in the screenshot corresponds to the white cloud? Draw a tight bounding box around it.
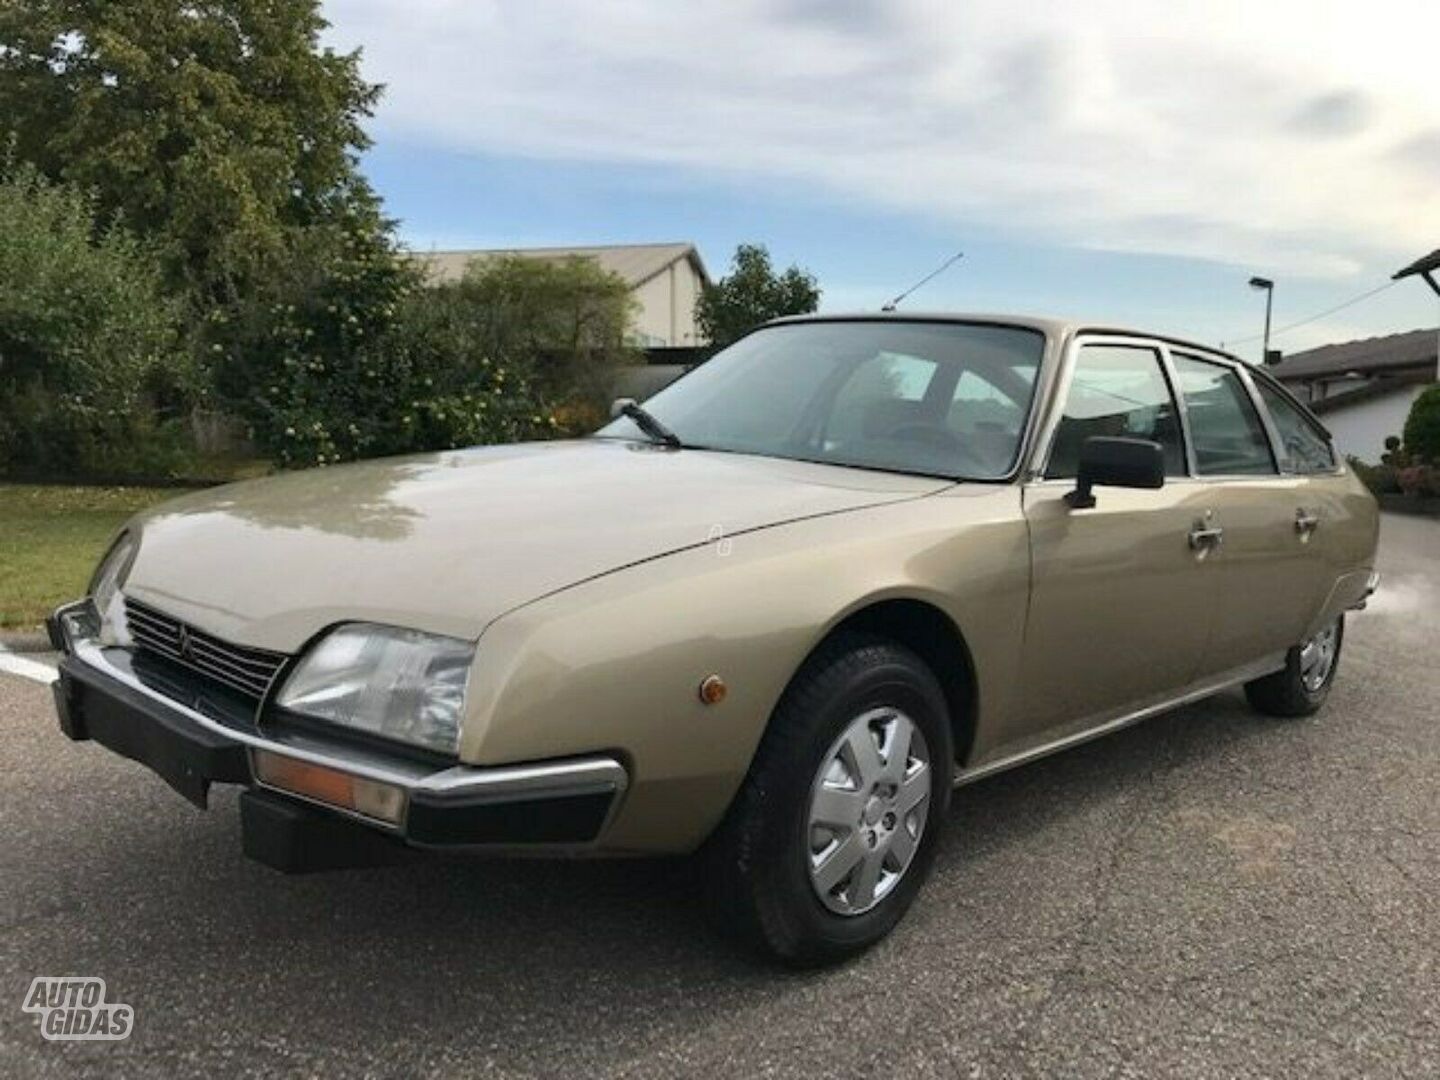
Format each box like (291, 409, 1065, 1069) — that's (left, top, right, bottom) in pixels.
(328, 0, 1440, 277)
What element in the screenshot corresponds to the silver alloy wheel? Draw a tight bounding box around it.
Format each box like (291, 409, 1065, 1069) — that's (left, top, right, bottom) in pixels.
(806, 707, 932, 916)
(1299, 620, 1340, 692)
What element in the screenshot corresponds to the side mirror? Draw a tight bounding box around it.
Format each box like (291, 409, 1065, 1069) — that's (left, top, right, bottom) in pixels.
(1065, 437, 1166, 509)
(610, 397, 637, 420)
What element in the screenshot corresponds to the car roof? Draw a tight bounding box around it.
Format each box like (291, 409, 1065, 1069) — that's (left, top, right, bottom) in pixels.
(766, 310, 1247, 366)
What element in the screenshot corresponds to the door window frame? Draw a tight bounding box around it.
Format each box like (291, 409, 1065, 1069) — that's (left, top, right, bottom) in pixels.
(1167, 349, 1281, 479)
(1025, 332, 1347, 484)
(1245, 367, 1343, 476)
(1027, 333, 1198, 484)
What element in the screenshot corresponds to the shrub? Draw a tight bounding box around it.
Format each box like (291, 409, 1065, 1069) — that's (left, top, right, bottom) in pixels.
(1347, 456, 1400, 496)
(1394, 464, 1440, 498)
(0, 165, 193, 477)
(1402, 384, 1440, 465)
(216, 223, 558, 468)
(1379, 435, 1408, 468)
(453, 254, 639, 421)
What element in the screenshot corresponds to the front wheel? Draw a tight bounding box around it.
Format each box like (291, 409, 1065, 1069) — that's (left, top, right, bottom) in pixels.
(704, 633, 953, 965)
(1244, 615, 1345, 718)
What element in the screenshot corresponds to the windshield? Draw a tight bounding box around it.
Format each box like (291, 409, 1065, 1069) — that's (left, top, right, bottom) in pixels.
(598, 320, 1046, 479)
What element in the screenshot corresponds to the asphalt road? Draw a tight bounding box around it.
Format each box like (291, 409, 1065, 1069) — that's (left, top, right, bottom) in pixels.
(2, 514, 1437, 1078)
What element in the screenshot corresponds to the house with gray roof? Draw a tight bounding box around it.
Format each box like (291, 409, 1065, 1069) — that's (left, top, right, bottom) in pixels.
(1270, 327, 1438, 461)
(414, 242, 711, 349)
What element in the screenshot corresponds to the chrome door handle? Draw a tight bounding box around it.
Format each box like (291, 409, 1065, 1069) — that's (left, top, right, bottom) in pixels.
(1188, 523, 1224, 550)
(1295, 509, 1320, 536)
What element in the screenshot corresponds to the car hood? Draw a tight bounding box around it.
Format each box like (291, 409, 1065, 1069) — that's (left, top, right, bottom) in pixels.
(122, 440, 949, 650)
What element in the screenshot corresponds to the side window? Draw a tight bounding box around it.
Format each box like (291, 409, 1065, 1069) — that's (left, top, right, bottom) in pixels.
(1044, 345, 1186, 480)
(1171, 355, 1276, 476)
(1256, 381, 1336, 474)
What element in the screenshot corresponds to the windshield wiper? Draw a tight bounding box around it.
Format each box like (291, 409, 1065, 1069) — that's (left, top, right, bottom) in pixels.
(620, 401, 682, 448)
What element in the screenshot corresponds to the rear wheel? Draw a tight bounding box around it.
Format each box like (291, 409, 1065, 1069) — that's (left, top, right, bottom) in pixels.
(705, 633, 953, 965)
(1244, 615, 1345, 717)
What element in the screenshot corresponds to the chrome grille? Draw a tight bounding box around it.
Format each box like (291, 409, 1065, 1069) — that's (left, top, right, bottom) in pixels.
(123, 598, 288, 700)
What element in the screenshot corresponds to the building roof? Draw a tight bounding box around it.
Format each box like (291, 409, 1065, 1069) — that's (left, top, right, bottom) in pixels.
(1307, 370, 1432, 415)
(413, 242, 709, 289)
(1267, 326, 1439, 382)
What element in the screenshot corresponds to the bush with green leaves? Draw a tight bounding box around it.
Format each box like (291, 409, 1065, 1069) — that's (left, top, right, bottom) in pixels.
(1347, 456, 1400, 496)
(217, 224, 558, 468)
(1402, 384, 1440, 465)
(0, 165, 193, 477)
(453, 254, 639, 425)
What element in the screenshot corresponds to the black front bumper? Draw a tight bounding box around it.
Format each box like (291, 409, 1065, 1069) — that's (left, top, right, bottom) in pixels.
(55, 656, 416, 871)
(55, 656, 250, 808)
(52, 639, 626, 871)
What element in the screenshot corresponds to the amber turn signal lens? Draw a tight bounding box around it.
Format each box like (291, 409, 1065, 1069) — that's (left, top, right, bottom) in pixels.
(251, 750, 405, 824)
(698, 674, 727, 705)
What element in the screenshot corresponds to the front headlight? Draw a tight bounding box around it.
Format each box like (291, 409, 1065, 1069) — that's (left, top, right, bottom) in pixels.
(276, 625, 474, 756)
(90, 532, 138, 645)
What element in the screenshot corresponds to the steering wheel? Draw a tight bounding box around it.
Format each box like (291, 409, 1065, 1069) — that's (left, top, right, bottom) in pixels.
(888, 422, 988, 472)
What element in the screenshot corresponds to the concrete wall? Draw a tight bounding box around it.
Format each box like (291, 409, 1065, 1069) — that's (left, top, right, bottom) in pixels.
(1322, 383, 1427, 463)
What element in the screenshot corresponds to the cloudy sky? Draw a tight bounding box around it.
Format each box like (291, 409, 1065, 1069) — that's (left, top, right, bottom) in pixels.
(326, 0, 1440, 360)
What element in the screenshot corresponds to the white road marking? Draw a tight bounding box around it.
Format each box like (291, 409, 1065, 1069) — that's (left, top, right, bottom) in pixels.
(0, 645, 58, 686)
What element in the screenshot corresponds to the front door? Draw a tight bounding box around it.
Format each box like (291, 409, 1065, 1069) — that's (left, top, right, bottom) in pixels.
(1017, 341, 1217, 742)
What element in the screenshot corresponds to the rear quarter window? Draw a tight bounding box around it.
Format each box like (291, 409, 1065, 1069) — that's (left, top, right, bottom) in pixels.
(1255, 380, 1337, 474)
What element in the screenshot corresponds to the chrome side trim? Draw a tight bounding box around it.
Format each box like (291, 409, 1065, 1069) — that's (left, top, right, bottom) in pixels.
(953, 653, 1286, 787)
(1232, 361, 1288, 475)
(66, 638, 628, 831)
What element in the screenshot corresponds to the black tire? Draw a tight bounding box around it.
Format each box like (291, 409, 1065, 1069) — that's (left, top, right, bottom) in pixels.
(1244, 615, 1345, 718)
(704, 632, 953, 966)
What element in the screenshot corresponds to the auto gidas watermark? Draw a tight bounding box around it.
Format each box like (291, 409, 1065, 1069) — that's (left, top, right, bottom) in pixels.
(22, 977, 133, 1041)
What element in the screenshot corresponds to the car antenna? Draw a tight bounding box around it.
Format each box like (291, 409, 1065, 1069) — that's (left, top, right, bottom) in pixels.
(881, 251, 964, 311)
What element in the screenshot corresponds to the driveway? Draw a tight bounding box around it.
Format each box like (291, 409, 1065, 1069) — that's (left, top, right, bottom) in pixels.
(2, 514, 1436, 1078)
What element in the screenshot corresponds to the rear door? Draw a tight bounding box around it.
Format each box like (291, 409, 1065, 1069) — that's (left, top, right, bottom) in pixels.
(1167, 351, 1329, 675)
(1019, 338, 1217, 738)
(1250, 375, 1358, 625)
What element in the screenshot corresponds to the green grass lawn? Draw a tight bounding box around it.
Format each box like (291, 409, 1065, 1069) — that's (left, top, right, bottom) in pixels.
(0, 484, 179, 628)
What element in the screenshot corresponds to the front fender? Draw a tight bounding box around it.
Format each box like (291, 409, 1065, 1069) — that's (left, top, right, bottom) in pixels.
(461, 487, 1029, 853)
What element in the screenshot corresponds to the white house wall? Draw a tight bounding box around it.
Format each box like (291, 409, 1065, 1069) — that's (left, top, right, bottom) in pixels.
(631, 261, 706, 347)
(671, 262, 704, 346)
(1322, 384, 1427, 463)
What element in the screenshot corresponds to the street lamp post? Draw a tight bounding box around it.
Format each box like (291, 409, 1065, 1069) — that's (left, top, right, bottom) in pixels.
(1249, 276, 1275, 365)
(1392, 249, 1440, 382)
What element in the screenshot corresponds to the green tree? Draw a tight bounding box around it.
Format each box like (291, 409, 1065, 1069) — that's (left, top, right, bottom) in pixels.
(0, 0, 381, 303)
(1403, 384, 1440, 465)
(0, 165, 190, 476)
(695, 243, 820, 348)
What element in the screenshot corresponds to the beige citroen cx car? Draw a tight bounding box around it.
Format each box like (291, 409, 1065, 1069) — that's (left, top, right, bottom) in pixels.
(50, 314, 1379, 963)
